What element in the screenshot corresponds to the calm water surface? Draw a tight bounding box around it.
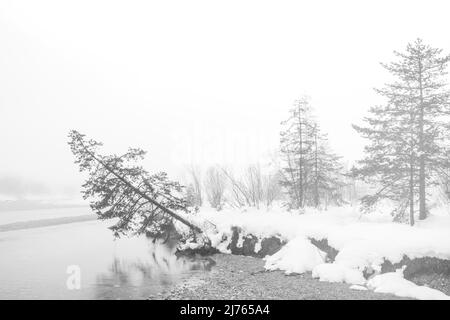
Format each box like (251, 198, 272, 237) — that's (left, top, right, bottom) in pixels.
(0, 215, 212, 299)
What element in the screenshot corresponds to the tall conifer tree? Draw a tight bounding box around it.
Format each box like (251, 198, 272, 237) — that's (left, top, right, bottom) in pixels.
(353, 39, 450, 224)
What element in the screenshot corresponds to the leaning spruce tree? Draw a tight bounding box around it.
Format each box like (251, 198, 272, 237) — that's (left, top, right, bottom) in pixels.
(68, 130, 202, 240)
(353, 39, 450, 225)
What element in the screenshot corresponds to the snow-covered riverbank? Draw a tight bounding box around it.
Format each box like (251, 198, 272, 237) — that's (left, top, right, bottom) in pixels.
(178, 205, 450, 300)
(163, 254, 408, 300)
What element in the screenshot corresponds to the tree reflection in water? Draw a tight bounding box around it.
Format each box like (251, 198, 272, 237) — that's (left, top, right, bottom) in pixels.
(94, 238, 215, 299)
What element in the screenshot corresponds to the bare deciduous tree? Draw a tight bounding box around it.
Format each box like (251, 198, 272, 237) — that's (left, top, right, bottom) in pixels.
(221, 167, 250, 208)
(221, 165, 282, 209)
(262, 171, 283, 208)
(204, 166, 226, 210)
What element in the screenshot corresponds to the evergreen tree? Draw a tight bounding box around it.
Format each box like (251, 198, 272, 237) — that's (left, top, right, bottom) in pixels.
(280, 97, 314, 208)
(309, 124, 344, 207)
(185, 184, 197, 208)
(280, 97, 344, 209)
(353, 39, 450, 224)
(68, 130, 202, 239)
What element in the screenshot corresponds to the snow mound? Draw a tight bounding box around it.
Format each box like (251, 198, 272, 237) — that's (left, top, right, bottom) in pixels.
(264, 236, 326, 274)
(367, 269, 450, 300)
(312, 263, 366, 285)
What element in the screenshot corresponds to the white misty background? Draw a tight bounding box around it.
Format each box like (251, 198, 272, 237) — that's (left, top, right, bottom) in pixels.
(1, 0, 450, 202)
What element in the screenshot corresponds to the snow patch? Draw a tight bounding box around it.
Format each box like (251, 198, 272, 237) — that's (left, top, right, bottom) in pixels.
(312, 263, 366, 285)
(254, 237, 262, 254)
(236, 233, 245, 248)
(367, 269, 450, 300)
(264, 236, 326, 274)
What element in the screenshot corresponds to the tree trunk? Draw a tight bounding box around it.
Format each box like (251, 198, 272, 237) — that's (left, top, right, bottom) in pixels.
(409, 154, 415, 226)
(418, 58, 427, 220)
(314, 125, 319, 208)
(409, 108, 416, 226)
(286, 152, 300, 209)
(297, 104, 304, 208)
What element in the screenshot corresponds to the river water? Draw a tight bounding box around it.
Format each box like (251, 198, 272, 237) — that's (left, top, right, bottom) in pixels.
(0, 208, 212, 299)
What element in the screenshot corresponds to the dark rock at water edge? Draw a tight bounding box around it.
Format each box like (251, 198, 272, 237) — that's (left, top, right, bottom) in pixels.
(227, 226, 285, 258)
(381, 256, 450, 278)
(176, 246, 220, 257)
(309, 238, 339, 262)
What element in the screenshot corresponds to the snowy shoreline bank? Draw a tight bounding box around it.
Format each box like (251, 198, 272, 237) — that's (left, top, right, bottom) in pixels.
(163, 254, 409, 300)
(177, 205, 450, 300)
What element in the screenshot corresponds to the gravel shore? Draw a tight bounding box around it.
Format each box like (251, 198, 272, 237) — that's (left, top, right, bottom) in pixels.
(161, 254, 409, 300)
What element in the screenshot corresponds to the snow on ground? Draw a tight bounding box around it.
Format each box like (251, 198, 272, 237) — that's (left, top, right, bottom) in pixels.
(367, 269, 450, 300)
(264, 236, 326, 274)
(178, 204, 450, 300)
(312, 262, 366, 285)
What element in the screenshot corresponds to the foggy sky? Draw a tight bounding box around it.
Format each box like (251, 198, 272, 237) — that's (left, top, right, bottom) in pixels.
(1, 0, 450, 199)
